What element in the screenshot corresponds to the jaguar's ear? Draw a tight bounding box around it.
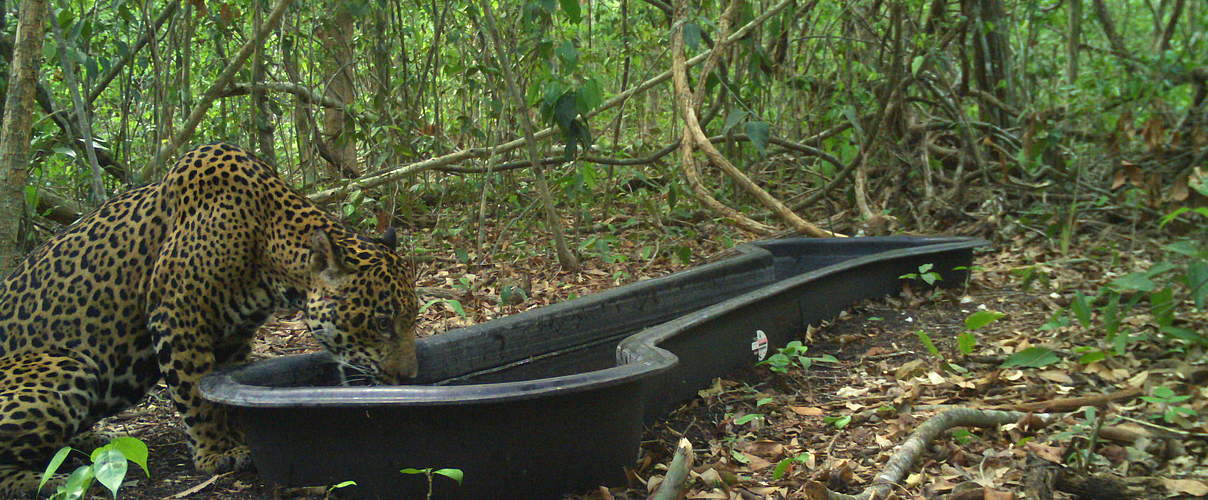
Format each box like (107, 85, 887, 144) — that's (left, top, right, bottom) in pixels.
(377, 226, 398, 250)
(310, 228, 353, 277)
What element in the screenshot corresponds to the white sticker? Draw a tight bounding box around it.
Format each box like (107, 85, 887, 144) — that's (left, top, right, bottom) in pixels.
(751, 330, 769, 361)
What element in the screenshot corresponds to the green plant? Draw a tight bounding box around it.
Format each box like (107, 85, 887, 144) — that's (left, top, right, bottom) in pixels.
(899, 263, 942, 286)
(1002, 346, 1060, 368)
(771, 452, 811, 480)
(325, 480, 358, 499)
(823, 414, 852, 429)
(756, 340, 837, 374)
(420, 298, 467, 317)
(38, 436, 149, 500)
(400, 467, 464, 500)
(1141, 385, 1197, 426)
(1042, 238, 1207, 360)
(914, 309, 1004, 372)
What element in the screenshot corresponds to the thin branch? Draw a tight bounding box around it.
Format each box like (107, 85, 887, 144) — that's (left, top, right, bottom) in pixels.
(144, 0, 295, 180)
(86, 1, 180, 105)
(49, 13, 106, 202)
(309, 0, 800, 204)
(672, 0, 842, 238)
(826, 409, 1061, 500)
(476, 0, 579, 271)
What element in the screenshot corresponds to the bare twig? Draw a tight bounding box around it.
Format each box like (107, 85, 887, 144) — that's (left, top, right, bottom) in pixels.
(49, 13, 106, 202)
(827, 409, 1061, 500)
(144, 0, 295, 179)
(475, 0, 579, 271)
(309, 0, 799, 204)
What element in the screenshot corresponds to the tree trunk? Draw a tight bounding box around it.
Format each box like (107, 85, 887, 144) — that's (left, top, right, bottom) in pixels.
(1067, 0, 1082, 83)
(963, 0, 1014, 128)
(0, 0, 47, 273)
(252, 0, 277, 164)
(1091, 0, 1128, 56)
(318, 7, 359, 177)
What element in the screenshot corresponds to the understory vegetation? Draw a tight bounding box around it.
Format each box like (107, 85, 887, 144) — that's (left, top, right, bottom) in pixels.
(1, 0, 1205, 498)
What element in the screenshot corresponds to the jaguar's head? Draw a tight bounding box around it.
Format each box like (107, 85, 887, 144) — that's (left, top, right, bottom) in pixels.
(303, 226, 418, 385)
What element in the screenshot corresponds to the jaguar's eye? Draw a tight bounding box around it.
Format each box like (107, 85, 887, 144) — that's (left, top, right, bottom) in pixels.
(374, 316, 394, 333)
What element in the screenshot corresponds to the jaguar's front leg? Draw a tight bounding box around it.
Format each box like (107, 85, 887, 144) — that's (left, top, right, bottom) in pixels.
(149, 307, 252, 474)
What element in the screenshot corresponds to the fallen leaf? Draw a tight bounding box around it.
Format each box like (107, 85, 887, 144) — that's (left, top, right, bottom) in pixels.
(741, 440, 784, 458)
(985, 488, 1016, 500)
(1026, 442, 1065, 463)
(790, 406, 824, 416)
(745, 454, 773, 471)
(1037, 370, 1074, 384)
(836, 386, 870, 398)
(1161, 478, 1208, 496)
(895, 359, 927, 380)
(696, 468, 723, 489)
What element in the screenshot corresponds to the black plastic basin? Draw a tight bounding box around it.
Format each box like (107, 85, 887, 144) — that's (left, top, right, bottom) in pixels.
(200, 236, 985, 499)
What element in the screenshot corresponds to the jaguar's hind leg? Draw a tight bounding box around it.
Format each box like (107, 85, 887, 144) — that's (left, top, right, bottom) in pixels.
(0, 353, 102, 498)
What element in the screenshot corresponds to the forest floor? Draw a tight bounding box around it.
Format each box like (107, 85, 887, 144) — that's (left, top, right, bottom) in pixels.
(87, 220, 1206, 500)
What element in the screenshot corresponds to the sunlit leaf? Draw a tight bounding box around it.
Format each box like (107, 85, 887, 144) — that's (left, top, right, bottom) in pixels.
(62, 464, 95, 500)
(964, 311, 1004, 331)
(38, 447, 74, 495)
(1002, 347, 1059, 368)
(1071, 292, 1092, 327)
(108, 437, 149, 477)
(956, 331, 977, 354)
(434, 468, 464, 485)
(1110, 272, 1154, 291)
(92, 447, 128, 498)
(915, 330, 940, 358)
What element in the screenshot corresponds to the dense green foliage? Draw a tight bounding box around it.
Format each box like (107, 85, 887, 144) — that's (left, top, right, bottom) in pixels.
(0, 0, 1201, 246)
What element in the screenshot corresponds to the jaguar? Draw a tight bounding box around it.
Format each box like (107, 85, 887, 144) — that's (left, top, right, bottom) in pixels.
(0, 142, 418, 496)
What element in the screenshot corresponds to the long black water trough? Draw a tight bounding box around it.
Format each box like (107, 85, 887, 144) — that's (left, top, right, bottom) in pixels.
(201, 236, 986, 499)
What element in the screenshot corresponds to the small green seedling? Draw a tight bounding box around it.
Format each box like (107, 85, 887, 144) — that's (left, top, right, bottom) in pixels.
(823, 414, 852, 429)
(401, 467, 464, 500)
(325, 480, 357, 499)
(39, 436, 149, 500)
(1001, 346, 1060, 368)
(757, 341, 837, 374)
(899, 263, 942, 285)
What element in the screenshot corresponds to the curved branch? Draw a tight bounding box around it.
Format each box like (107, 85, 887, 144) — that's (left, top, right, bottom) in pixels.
(221, 82, 347, 111)
(826, 409, 1061, 500)
(672, 0, 841, 238)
